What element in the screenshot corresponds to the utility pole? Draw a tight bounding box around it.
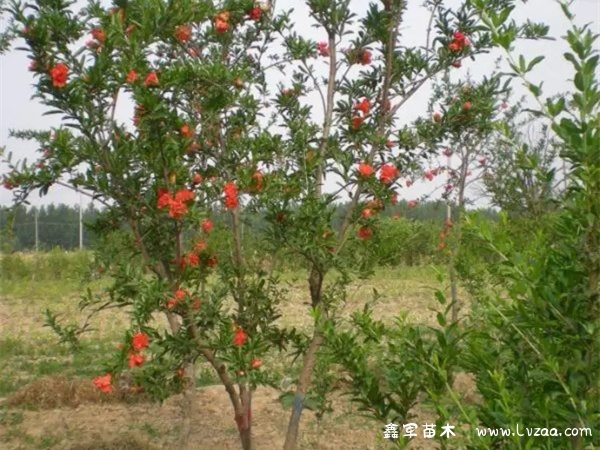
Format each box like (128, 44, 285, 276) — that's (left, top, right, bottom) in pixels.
(79, 194, 83, 250)
(35, 208, 39, 252)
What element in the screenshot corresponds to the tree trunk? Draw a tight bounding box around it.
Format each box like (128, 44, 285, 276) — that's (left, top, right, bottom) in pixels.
(282, 332, 323, 450)
(178, 363, 197, 450)
(237, 388, 252, 450)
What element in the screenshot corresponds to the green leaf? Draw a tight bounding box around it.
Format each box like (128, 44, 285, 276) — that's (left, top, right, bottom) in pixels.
(563, 52, 580, 70)
(435, 290, 446, 305)
(278, 391, 296, 410)
(526, 55, 544, 72)
(437, 312, 446, 327)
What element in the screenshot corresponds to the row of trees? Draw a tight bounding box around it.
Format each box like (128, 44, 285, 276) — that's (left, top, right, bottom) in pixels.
(0, 202, 100, 250)
(0, 200, 499, 252)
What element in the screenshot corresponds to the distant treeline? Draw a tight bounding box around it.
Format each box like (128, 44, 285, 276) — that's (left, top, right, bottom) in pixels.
(0, 201, 498, 252)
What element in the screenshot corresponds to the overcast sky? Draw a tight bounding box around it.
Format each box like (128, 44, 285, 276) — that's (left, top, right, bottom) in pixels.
(1, 0, 599, 210)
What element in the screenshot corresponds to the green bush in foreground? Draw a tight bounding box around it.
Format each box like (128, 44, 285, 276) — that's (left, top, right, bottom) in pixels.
(326, 2, 600, 449)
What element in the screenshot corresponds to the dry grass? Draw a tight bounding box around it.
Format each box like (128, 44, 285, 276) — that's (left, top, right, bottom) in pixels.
(6, 376, 149, 409)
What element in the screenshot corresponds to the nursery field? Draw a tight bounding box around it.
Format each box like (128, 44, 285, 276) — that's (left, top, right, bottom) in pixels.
(0, 252, 475, 450)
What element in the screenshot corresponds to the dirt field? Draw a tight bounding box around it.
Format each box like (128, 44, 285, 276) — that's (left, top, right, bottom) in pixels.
(0, 266, 470, 450)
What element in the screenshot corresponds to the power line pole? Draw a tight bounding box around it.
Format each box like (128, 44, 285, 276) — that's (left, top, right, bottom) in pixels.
(79, 194, 83, 250)
(35, 209, 39, 252)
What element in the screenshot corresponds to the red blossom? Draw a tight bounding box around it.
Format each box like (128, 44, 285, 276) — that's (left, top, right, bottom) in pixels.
(251, 359, 262, 369)
(91, 29, 106, 43)
(233, 329, 248, 347)
(449, 31, 470, 53)
(251, 171, 264, 192)
(224, 182, 239, 209)
(128, 353, 145, 368)
(49, 63, 69, 88)
(380, 164, 399, 185)
(448, 42, 461, 52)
(406, 179, 413, 187)
(180, 124, 195, 139)
(132, 333, 150, 351)
(186, 253, 200, 267)
(157, 191, 172, 209)
(248, 7, 262, 21)
(360, 49, 372, 65)
(175, 24, 192, 42)
(168, 290, 188, 309)
(215, 18, 229, 34)
(317, 42, 329, 57)
(358, 163, 375, 178)
(201, 219, 214, 234)
(126, 70, 138, 84)
(358, 226, 372, 240)
(93, 374, 113, 394)
(408, 200, 419, 209)
(354, 99, 371, 116)
(193, 173, 203, 185)
(145, 72, 159, 87)
(195, 240, 208, 253)
(206, 256, 218, 267)
(352, 116, 364, 130)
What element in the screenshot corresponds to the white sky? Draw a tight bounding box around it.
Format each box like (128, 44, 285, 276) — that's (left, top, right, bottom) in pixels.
(1, 0, 599, 210)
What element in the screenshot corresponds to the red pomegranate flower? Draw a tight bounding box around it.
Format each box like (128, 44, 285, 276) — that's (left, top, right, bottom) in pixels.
(128, 353, 145, 368)
(248, 7, 262, 21)
(180, 124, 195, 139)
(91, 29, 106, 43)
(317, 42, 329, 57)
(358, 163, 375, 178)
(352, 116, 364, 130)
(132, 332, 150, 351)
(93, 374, 113, 394)
(354, 99, 371, 116)
(358, 226, 372, 240)
(175, 24, 192, 42)
(360, 49, 372, 65)
(126, 70, 138, 84)
(233, 329, 248, 347)
(380, 164, 399, 185)
(144, 72, 159, 87)
(49, 63, 69, 88)
(202, 219, 214, 234)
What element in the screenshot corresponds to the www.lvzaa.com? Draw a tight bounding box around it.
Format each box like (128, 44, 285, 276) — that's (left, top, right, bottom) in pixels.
(382, 423, 593, 439)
